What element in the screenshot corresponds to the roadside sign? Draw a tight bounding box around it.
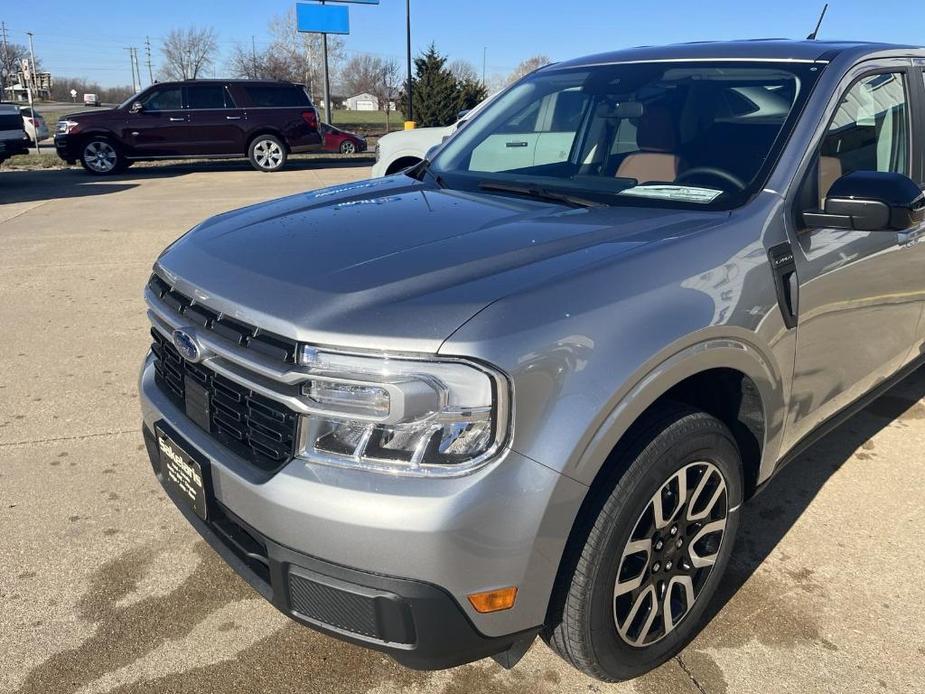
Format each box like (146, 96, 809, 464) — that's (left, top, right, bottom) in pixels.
(296, 4, 350, 34)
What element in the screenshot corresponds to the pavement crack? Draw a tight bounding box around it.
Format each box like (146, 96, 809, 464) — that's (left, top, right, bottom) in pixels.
(0, 429, 137, 447)
(676, 654, 708, 694)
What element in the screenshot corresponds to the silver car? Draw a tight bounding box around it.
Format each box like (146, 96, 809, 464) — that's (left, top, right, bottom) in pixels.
(140, 39, 925, 681)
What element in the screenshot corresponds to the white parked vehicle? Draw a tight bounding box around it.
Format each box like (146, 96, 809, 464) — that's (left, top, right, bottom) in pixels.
(83, 93, 101, 107)
(371, 96, 496, 178)
(21, 106, 49, 143)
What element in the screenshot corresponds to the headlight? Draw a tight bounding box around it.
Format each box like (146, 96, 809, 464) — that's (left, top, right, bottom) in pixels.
(56, 119, 79, 134)
(297, 346, 509, 476)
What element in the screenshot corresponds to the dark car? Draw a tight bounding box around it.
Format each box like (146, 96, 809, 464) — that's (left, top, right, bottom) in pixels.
(321, 124, 367, 154)
(55, 80, 322, 174)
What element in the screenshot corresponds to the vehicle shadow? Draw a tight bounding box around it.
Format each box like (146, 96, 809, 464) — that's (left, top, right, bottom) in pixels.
(0, 157, 375, 206)
(0, 168, 140, 205)
(704, 364, 925, 621)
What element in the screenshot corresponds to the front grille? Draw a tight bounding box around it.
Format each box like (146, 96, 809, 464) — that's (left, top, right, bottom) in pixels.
(147, 273, 299, 364)
(151, 328, 300, 474)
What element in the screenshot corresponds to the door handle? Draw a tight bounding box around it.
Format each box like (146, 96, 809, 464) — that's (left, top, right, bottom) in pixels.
(506, 141, 529, 148)
(225, 116, 242, 120)
(169, 117, 186, 122)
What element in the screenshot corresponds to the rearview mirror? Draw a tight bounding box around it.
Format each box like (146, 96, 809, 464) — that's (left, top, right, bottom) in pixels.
(129, 101, 143, 114)
(803, 171, 925, 232)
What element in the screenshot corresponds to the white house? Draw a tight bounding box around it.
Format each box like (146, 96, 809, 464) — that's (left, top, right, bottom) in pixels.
(342, 92, 379, 111)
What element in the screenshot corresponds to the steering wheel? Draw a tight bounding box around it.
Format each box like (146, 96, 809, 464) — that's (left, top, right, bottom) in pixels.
(675, 166, 747, 192)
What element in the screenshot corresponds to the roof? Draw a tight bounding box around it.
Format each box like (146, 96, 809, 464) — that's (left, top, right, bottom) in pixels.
(553, 39, 925, 69)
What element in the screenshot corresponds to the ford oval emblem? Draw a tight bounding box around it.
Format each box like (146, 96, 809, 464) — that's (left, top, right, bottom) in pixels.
(172, 329, 202, 363)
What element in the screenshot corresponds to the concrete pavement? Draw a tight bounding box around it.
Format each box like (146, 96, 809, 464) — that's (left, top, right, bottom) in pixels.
(1, 162, 923, 693)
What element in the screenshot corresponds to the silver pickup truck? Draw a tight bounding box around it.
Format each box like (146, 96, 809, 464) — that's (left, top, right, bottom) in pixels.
(140, 39, 925, 681)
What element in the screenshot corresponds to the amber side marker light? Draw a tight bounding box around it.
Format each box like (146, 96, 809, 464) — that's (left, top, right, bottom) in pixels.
(467, 586, 518, 613)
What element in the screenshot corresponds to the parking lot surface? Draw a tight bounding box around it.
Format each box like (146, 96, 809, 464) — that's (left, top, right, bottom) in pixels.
(1, 162, 924, 694)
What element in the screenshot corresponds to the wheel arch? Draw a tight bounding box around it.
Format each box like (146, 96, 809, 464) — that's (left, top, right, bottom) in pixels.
(568, 336, 784, 499)
(385, 155, 423, 175)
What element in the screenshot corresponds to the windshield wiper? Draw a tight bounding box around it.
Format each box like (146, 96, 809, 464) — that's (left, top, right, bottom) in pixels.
(478, 181, 604, 208)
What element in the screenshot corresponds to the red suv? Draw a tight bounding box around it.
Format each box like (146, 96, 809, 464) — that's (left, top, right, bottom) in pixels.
(54, 80, 322, 174)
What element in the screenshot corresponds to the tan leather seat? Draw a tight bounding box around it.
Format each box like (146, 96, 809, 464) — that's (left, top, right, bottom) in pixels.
(616, 106, 681, 183)
(818, 155, 842, 208)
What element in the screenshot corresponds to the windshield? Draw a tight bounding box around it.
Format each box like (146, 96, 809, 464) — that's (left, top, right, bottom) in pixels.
(430, 61, 821, 209)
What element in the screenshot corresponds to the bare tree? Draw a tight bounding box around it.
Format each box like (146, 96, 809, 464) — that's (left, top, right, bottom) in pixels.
(341, 53, 381, 97)
(1, 41, 35, 91)
(378, 58, 401, 132)
(448, 59, 479, 84)
(160, 27, 219, 80)
(505, 54, 551, 85)
(266, 8, 345, 107)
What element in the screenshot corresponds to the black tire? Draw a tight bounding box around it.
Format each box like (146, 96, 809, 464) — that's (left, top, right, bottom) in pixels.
(544, 404, 743, 682)
(79, 137, 123, 175)
(247, 134, 287, 172)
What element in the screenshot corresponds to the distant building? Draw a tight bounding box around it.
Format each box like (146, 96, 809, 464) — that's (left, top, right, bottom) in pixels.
(342, 92, 379, 111)
(3, 72, 53, 102)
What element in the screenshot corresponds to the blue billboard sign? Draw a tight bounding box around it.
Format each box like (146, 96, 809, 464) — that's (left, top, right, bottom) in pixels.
(296, 4, 350, 34)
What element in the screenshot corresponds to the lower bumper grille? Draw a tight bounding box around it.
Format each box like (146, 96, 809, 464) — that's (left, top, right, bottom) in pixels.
(151, 328, 299, 474)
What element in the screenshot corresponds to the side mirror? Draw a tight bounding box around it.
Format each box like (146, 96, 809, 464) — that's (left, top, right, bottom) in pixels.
(424, 144, 441, 161)
(803, 171, 925, 231)
(456, 109, 471, 122)
(129, 101, 143, 114)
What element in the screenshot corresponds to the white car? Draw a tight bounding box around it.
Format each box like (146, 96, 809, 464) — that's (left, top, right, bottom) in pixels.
(21, 106, 49, 143)
(371, 96, 497, 178)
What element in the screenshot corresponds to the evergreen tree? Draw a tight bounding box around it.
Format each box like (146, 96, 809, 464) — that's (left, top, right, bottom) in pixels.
(456, 77, 488, 115)
(399, 44, 472, 127)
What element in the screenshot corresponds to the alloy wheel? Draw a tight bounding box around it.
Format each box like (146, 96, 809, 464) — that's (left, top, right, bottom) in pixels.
(613, 461, 728, 647)
(341, 141, 356, 154)
(254, 139, 283, 169)
(84, 141, 117, 173)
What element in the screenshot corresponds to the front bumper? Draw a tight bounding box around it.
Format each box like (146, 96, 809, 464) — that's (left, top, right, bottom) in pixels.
(54, 134, 80, 162)
(140, 356, 585, 667)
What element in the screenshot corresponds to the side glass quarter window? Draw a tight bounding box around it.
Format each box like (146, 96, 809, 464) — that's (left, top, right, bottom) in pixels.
(813, 72, 910, 206)
(185, 85, 234, 109)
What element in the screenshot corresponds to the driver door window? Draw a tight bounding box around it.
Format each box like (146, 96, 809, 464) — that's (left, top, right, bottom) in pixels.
(141, 87, 183, 111)
(816, 72, 909, 205)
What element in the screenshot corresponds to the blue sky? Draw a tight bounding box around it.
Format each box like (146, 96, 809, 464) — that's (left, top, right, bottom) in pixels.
(3, 1, 925, 87)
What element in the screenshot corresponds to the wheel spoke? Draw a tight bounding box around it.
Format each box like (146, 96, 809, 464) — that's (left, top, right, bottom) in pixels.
(686, 468, 726, 522)
(688, 518, 727, 568)
(614, 538, 651, 597)
(652, 468, 687, 529)
(616, 584, 657, 646)
(663, 575, 696, 635)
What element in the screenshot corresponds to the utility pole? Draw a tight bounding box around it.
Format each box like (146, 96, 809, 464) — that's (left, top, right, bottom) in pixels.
(482, 46, 487, 86)
(145, 36, 154, 85)
(124, 47, 138, 93)
(132, 48, 142, 90)
(26, 32, 39, 154)
(0, 22, 9, 98)
(251, 35, 258, 78)
(318, 0, 332, 125)
(405, 0, 413, 124)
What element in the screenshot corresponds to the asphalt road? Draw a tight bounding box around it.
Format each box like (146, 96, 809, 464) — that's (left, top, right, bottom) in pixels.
(1, 162, 924, 694)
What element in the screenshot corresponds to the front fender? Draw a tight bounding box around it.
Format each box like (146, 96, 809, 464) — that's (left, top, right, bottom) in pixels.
(568, 330, 786, 487)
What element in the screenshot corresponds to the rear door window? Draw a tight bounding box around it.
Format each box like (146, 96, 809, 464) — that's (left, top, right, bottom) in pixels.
(186, 85, 235, 109)
(243, 85, 311, 108)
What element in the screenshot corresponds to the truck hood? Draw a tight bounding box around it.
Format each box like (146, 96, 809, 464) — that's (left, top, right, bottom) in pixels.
(64, 108, 120, 123)
(156, 176, 728, 352)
